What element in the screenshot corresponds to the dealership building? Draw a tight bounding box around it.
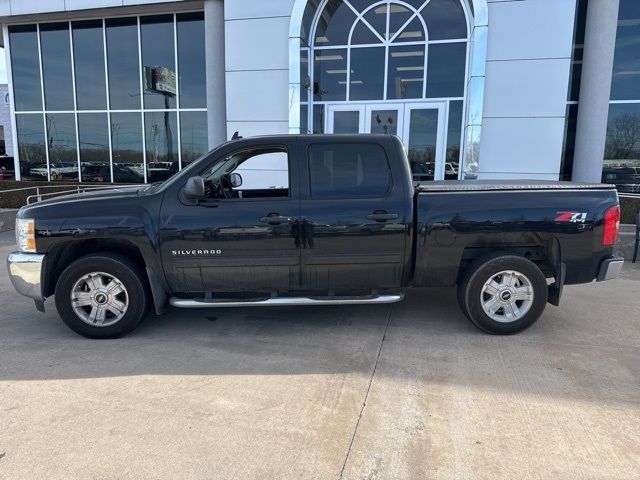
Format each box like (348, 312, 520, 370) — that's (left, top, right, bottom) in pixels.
(0, 0, 638, 191)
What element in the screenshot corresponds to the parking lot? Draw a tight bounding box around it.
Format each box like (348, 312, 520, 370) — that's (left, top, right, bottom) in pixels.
(0, 229, 639, 479)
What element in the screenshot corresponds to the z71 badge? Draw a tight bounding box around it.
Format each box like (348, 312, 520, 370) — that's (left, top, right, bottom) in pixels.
(554, 211, 587, 223)
(172, 249, 222, 256)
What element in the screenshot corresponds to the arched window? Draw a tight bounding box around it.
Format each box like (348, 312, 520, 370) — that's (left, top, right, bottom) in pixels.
(301, 0, 469, 112)
(298, 0, 472, 180)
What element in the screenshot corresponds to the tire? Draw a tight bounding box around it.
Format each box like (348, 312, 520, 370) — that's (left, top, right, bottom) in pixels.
(457, 253, 548, 335)
(55, 253, 150, 339)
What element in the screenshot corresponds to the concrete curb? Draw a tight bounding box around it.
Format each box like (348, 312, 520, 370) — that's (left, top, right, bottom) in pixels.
(0, 209, 17, 233)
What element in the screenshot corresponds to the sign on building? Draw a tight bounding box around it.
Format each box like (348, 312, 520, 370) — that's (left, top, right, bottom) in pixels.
(143, 66, 176, 96)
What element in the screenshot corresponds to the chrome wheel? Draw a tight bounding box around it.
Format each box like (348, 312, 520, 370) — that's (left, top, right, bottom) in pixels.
(480, 270, 534, 323)
(70, 272, 128, 327)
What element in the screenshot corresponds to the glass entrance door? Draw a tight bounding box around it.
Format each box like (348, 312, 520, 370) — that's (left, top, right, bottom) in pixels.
(365, 104, 404, 136)
(326, 105, 365, 134)
(402, 102, 446, 181)
(325, 102, 448, 181)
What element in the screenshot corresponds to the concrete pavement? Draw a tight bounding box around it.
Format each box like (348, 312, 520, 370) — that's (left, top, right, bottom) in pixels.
(0, 229, 639, 479)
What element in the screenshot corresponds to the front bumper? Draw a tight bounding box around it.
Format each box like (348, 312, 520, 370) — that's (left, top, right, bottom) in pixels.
(6, 252, 45, 300)
(596, 256, 625, 282)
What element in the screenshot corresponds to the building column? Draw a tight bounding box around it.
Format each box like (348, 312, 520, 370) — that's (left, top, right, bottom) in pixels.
(572, 0, 620, 182)
(204, 0, 227, 149)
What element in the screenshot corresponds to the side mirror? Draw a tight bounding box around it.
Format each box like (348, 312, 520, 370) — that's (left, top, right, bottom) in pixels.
(181, 176, 205, 205)
(229, 172, 242, 188)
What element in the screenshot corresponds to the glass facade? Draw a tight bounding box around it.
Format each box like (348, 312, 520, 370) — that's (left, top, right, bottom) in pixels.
(8, 12, 208, 183)
(301, 0, 469, 180)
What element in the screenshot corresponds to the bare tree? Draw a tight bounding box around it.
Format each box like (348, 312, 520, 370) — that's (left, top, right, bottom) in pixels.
(605, 113, 640, 159)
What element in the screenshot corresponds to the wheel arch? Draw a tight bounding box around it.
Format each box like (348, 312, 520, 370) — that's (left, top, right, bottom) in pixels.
(456, 234, 562, 284)
(43, 238, 168, 314)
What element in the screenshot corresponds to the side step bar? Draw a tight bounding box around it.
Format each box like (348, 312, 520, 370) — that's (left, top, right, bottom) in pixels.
(169, 293, 404, 309)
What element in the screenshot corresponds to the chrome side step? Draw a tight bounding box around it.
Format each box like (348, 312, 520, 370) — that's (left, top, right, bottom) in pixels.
(169, 293, 404, 309)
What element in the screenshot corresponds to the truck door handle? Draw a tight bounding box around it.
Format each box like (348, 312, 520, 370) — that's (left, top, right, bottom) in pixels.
(366, 211, 399, 222)
(260, 213, 293, 225)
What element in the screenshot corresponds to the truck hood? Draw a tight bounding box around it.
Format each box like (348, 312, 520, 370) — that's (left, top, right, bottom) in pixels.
(18, 185, 146, 217)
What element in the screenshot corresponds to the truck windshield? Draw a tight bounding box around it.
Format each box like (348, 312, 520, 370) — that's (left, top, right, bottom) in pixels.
(149, 149, 214, 193)
(199, 151, 249, 182)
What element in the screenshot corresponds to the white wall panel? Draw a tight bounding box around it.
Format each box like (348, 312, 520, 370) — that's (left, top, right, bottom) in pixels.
(478, 117, 565, 177)
(65, 0, 123, 10)
(226, 70, 289, 122)
(487, 0, 576, 61)
(225, 17, 290, 71)
(1, 0, 198, 16)
(227, 121, 289, 139)
(234, 169, 289, 190)
(483, 58, 571, 118)
(477, 172, 559, 180)
(0, 85, 13, 156)
(0, 0, 11, 16)
(225, 0, 295, 20)
(9, 0, 65, 15)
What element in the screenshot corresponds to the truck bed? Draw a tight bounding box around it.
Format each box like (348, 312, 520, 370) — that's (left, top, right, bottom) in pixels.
(412, 181, 619, 288)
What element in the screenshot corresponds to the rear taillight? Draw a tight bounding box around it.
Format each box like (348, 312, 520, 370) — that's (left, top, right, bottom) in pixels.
(602, 205, 620, 246)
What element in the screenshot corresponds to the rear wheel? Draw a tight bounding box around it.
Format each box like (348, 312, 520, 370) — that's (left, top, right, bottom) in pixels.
(458, 254, 548, 334)
(55, 254, 149, 338)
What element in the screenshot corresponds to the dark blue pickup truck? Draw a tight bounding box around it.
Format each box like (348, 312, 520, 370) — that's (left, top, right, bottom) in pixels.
(7, 135, 623, 338)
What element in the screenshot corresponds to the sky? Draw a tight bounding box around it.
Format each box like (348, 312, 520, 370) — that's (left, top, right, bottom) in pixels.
(0, 48, 6, 83)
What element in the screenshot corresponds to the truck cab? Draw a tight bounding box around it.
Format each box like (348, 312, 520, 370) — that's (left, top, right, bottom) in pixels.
(158, 135, 411, 295)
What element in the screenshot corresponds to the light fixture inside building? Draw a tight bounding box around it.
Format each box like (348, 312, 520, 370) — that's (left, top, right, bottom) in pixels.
(316, 54, 344, 61)
(399, 31, 422, 39)
(391, 51, 423, 57)
(376, 4, 408, 14)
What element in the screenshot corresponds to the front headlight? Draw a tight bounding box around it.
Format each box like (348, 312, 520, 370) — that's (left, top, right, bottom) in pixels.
(16, 218, 36, 253)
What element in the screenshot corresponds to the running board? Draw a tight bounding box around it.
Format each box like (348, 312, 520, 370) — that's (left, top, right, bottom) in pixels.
(169, 293, 404, 309)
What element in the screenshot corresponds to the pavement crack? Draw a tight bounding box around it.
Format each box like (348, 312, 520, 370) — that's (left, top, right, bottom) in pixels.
(338, 304, 394, 480)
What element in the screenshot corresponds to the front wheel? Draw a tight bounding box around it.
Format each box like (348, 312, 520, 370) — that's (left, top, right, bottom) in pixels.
(457, 254, 548, 334)
(55, 254, 150, 338)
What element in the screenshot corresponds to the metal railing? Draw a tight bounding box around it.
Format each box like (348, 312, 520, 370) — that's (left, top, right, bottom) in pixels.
(0, 184, 144, 206)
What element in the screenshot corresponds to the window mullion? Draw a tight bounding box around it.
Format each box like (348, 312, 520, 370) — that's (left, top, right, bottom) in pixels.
(35, 23, 51, 182)
(346, 47, 351, 101)
(383, 1, 391, 100)
(137, 16, 147, 184)
(102, 19, 115, 183)
(69, 21, 82, 183)
(423, 43, 428, 98)
(174, 14, 182, 170)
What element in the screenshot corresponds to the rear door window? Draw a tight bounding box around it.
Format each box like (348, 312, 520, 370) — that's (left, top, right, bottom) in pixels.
(307, 143, 391, 199)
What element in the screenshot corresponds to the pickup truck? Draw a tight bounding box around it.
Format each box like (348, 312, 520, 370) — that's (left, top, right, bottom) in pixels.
(7, 134, 624, 338)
